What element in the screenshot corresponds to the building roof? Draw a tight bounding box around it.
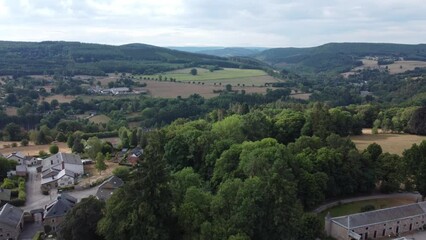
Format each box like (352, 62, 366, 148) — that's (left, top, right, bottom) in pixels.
(0, 203, 23, 228)
(0, 188, 11, 201)
(96, 176, 124, 201)
(16, 164, 27, 173)
(44, 194, 76, 218)
(6, 152, 26, 160)
(44, 153, 82, 168)
(41, 169, 76, 185)
(332, 202, 426, 229)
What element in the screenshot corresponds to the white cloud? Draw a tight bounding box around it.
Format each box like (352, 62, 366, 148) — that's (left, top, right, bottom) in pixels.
(0, 0, 424, 47)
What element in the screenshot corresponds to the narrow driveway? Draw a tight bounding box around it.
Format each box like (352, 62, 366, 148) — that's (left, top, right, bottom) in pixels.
(23, 166, 99, 212)
(313, 192, 422, 214)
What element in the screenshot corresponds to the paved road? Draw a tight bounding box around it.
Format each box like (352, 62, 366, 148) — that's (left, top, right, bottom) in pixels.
(313, 192, 422, 214)
(23, 165, 99, 212)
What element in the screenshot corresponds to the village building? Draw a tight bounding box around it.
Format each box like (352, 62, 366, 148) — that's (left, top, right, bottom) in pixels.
(325, 202, 426, 240)
(96, 176, 124, 201)
(15, 164, 27, 177)
(0, 203, 24, 240)
(0, 189, 11, 204)
(41, 169, 76, 189)
(43, 193, 77, 232)
(5, 152, 36, 166)
(41, 153, 84, 189)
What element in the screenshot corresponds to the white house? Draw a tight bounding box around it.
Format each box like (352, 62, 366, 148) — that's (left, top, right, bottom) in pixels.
(5, 152, 37, 166)
(41, 169, 76, 189)
(42, 153, 84, 176)
(5, 152, 26, 165)
(41, 153, 84, 189)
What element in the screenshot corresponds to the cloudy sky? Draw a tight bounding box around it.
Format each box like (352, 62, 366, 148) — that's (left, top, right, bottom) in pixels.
(0, 0, 425, 47)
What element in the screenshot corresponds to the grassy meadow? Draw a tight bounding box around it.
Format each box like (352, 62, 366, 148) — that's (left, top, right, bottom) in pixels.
(351, 129, 426, 155)
(142, 68, 279, 86)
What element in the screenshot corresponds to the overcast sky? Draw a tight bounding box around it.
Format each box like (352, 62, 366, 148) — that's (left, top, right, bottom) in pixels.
(0, 0, 425, 47)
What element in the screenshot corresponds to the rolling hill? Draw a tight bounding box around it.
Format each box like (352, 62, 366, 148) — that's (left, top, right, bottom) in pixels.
(254, 42, 426, 73)
(0, 41, 264, 76)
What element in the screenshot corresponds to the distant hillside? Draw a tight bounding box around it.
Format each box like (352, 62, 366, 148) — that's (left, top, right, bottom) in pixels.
(169, 47, 268, 57)
(255, 43, 426, 73)
(197, 47, 267, 57)
(0, 41, 259, 76)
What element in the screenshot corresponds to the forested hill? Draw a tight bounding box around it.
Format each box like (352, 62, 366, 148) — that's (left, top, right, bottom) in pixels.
(0, 41, 263, 76)
(255, 42, 426, 73)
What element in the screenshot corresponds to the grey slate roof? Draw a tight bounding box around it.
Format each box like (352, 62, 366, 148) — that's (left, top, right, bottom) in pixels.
(0, 203, 23, 228)
(44, 153, 82, 168)
(44, 194, 76, 218)
(96, 176, 124, 201)
(16, 164, 27, 173)
(332, 202, 426, 229)
(0, 189, 11, 201)
(6, 152, 25, 160)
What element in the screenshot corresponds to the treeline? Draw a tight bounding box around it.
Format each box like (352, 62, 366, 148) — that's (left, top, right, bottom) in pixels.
(59, 105, 426, 240)
(0, 41, 266, 76)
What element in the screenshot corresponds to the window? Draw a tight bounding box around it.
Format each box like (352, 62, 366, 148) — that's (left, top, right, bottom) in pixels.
(397, 221, 400, 224)
(366, 227, 369, 230)
(52, 219, 55, 223)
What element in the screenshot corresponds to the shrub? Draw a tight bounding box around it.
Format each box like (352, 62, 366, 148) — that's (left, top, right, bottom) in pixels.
(21, 139, 29, 146)
(360, 204, 376, 212)
(18, 190, 26, 200)
(49, 144, 59, 154)
(1, 178, 15, 189)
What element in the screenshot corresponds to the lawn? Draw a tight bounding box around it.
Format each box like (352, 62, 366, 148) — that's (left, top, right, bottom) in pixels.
(351, 129, 426, 155)
(319, 198, 416, 219)
(89, 114, 111, 124)
(141, 68, 279, 86)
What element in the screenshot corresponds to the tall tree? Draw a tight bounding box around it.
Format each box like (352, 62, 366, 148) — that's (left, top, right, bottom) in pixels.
(98, 130, 176, 240)
(59, 196, 105, 240)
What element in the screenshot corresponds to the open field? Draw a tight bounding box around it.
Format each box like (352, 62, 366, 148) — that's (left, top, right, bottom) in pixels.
(348, 58, 426, 75)
(40, 95, 76, 103)
(385, 60, 426, 74)
(351, 129, 426, 155)
(89, 114, 111, 124)
(0, 142, 70, 156)
(144, 80, 270, 98)
(142, 68, 279, 86)
(5, 107, 18, 116)
(319, 197, 416, 219)
(290, 93, 311, 100)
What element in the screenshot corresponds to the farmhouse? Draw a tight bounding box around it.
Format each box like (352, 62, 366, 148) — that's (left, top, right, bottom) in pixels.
(43, 193, 76, 232)
(5, 152, 26, 165)
(5, 152, 37, 166)
(0, 203, 24, 240)
(41, 169, 76, 189)
(41, 153, 84, 189)
(325, 202, 426, 240)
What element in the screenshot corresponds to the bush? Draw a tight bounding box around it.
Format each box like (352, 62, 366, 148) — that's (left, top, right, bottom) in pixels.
(112, 166, 130, 180)
(11, 143, 17, 147)
(18, 190, 26, 201)
(360, 204, 376, 212)
(39, 150, 48, 158)
(1, 178, 15, 189)
(32, 231, 44, 240)
(20, 139, 29, 146)
(49, 144, 59, 154)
